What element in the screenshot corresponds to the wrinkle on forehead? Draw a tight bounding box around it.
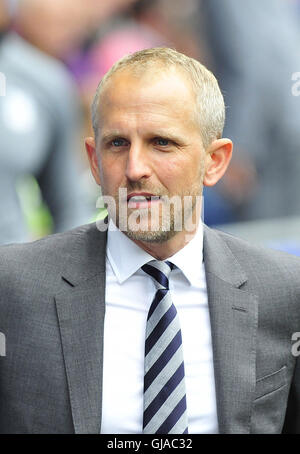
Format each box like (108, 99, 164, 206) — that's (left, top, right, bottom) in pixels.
(100, 66, 195, 105)
(97, 68, 199, 132)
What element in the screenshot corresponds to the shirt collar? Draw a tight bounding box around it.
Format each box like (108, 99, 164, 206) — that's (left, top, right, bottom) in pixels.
(107, 219, 204, 286)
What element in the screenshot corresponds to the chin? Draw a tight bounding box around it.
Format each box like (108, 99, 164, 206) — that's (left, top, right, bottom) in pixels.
(125, 229, 176, 244)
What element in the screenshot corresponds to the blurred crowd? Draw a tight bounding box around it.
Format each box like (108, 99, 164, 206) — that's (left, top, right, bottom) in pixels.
(0, 0, 300, 244)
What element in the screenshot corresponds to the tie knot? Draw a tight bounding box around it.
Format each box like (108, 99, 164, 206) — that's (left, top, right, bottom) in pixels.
(141, 260, 174, 290)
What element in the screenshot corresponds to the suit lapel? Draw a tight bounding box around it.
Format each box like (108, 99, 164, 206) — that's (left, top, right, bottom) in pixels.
(53, 222, 258, 434)
(55, 225, 107, 434)
(203, 226, 258, 434)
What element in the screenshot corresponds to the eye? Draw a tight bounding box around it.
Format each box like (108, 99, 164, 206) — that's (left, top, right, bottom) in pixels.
(154, 137, 170, 147)
(111, 138, 128, 147)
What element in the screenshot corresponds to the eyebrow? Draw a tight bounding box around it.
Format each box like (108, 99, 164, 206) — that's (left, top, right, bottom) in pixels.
(100, 132, 125, 145)
(151, 130, 186, 144)
(100, 130, 186, 146)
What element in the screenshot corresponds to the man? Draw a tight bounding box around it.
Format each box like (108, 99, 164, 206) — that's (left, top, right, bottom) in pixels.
(0, 48, 299, 434)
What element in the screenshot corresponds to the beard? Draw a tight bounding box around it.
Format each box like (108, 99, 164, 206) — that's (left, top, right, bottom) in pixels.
(106, 179, 204, 243)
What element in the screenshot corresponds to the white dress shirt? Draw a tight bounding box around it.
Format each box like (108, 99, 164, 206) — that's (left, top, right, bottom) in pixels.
(101, 220, 219, 434)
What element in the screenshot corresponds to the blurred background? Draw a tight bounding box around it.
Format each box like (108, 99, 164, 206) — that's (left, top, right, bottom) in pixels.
(0, 0, 299, 255)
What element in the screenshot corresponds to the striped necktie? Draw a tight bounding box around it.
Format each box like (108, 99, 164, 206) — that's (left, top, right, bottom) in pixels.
(141, 260, 188, 434)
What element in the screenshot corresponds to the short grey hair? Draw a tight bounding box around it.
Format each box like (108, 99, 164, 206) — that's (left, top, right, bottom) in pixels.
(91, 47, 225, 149)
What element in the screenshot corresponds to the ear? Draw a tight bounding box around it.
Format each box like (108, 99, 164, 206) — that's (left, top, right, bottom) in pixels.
(85, 137, 101, 185)
(203, 138, 233, 186)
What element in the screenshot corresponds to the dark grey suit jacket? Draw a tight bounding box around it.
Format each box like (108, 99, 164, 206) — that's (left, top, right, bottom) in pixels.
(0, 222, 299, 433)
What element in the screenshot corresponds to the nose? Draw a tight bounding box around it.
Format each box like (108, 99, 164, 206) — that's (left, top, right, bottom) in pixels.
(125, 142, 152, 182)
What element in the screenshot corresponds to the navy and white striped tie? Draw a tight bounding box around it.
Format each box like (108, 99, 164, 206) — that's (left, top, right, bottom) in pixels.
(141, 260, 188, 434)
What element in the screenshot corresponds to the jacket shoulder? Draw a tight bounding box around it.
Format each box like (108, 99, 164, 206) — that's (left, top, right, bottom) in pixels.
(0, 223, 106, 288)
(210, 226, 300, 284)
(215, 227, 300, 262)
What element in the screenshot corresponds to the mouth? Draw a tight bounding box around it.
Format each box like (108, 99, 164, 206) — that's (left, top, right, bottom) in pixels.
(127, 192, 161, 209)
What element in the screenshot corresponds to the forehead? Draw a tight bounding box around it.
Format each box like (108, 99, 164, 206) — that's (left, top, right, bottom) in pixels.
(97, 67, 197, 121)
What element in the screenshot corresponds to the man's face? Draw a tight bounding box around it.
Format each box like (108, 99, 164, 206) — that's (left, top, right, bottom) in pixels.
(92, 68, 210, 242)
